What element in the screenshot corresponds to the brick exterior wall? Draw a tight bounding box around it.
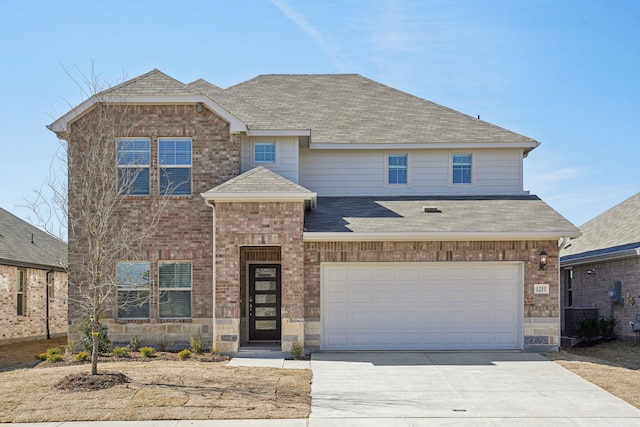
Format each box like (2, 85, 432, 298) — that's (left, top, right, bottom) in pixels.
(214, 201, 305, 351)
(66, 104, 239, 348)
(304, 240, 561, 350)
(0, 265, 67, 343)
(563, 257, 640, 340)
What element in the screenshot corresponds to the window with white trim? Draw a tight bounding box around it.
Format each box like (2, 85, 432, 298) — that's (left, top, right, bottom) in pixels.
(387, 154, 408, 185)
(116, 261, 150, 319)
(117, 138, 150, 195)
(159, 138, 192, 195)
(17, 268, 26, 316)
(254, 142, 276, 163)
(452, 153, 472, 184)
(159, 261, 192, 319)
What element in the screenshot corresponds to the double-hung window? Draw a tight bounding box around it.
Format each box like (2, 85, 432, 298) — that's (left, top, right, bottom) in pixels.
(117, 139, 150, 195)
(452, 153, 472, 184)
(388, 154, 408, 185)
(116, 261, 150, 319)
(17, 268, 26, 316)
(254, 142, 275, 163)
(159, 261, 192, 319)
(159, 138, 192, 195)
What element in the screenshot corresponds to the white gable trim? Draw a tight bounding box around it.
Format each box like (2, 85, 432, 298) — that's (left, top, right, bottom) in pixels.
(304, 231, 581, 242)
(246, 129, 311, 137)
(200, 191, 317, 204)
(309, 142, 539, 150)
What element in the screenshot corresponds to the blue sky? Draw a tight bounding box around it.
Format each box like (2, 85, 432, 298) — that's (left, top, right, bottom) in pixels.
(1, 0, 638, 232)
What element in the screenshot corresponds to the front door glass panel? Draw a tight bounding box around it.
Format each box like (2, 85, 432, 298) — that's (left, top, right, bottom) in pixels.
(249, 264, 281, 341)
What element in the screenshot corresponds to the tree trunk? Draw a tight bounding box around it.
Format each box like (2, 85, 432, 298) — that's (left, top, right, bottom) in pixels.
(91, 317, 99, 375)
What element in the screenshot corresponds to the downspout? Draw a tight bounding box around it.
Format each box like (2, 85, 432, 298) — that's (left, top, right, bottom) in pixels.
(204, 199, 217, 348)
(46, 269, 54, 340)
(558, 236, 570, 250)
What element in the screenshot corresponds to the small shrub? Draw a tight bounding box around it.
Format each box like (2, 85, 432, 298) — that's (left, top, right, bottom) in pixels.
(74, 351, 90, 362)
(190, 335, 203, 354)
(113, 346, 130, 358)
(79, 317, 111, 354)
(178, 349, 192, 360)
(128, 336, 140, 351)
(35, 352, 47, 362)
(157, 339, 168, 352)
(211, 338, 221, 356)
(577, 316, 600, 341)
(139, 347, 156, 358)
(291, 342, 304, 359)
(600, 316, 617, 339)
(65, 340, 77, 355)
(44, 347, 64, 363)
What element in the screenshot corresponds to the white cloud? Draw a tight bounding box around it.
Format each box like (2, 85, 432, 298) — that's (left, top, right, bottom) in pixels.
(270, 0, 354, 72)
(535, 167, 582, 183)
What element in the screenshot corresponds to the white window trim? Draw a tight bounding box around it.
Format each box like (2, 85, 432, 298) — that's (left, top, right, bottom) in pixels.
(116, 137, 151, 196)
(384, 152, 410, 188)
(251, 140, 278, 167)
(449, 151, 475, 186)
(158, 260, 193, 320)
(158, 137, 193, 196)
(116, 261, 151, 320)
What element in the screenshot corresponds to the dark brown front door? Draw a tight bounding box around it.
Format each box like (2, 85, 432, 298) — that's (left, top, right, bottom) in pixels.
(248, 264, 281, 341)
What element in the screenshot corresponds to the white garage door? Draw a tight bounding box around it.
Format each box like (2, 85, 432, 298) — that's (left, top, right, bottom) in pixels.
(322, 262, 522, 350)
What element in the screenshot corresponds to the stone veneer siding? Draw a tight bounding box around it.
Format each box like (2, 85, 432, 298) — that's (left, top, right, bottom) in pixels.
(0, 266, 67, 343)
(214, 201, 305, 352)
(303, 240, 560, 351)
(67, 104, 239, 349)
(564, 256, 640, 341)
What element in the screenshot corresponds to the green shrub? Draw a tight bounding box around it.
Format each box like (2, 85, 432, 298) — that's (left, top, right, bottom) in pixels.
(35, 352, 47, 362)
(291, 342, 304, 359)
(157, 339, 168, 352)
(65, 340, 77, 355)
(211, 338, 221, 356)
(599, 316, 617, 339)
(113, 346, 130, 358)
(74, 351, 90, 362)
(139, 347, 156, 358)
(79, 317, 111, 354)
(128, 336, 140, 351)
(576, 316, 600, 341)
(190, 335, 203, 354)
(43, 347, 64, 363)
(178, 349, 192, 360)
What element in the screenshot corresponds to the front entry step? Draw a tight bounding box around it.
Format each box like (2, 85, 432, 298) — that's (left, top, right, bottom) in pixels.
(231, 344, 287, 359)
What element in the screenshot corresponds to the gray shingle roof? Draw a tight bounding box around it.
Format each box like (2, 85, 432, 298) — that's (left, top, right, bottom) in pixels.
(103, 69, 197, 97)
(204, 166, 315, 195)
(225, 74, 539, 146)
(561, 192, 640, 261)
(0, 208, 67, 269)
(304, 196, 579, 235)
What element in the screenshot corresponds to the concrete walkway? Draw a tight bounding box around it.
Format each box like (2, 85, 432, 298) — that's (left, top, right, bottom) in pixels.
(4, 351, 640, 426)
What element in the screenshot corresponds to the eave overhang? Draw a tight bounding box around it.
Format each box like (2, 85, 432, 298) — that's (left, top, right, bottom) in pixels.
(303, 230, 581, 242)
(560, 247, 640, 267)
(201, 191, 317, 209)
(309, 141, 539, 150)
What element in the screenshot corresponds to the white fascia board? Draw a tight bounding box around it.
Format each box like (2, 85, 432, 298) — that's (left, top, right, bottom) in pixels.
(201, 191, 317, 204)
(303, 231, 581, 242)
(560, 247, 640, 267)
(246, 129, 311, 137)
(309, 142, 538, 150)
(48, 94, 248, 138)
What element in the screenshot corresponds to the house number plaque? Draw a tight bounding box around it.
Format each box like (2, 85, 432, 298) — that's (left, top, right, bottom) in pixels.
(534, 284, 549, 294)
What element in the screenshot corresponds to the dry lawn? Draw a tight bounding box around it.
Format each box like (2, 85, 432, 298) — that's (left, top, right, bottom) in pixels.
(0, 338, 311, 423)
(543, 340, 640, 409)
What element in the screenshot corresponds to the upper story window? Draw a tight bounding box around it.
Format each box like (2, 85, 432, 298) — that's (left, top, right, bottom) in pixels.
(452, 153, 472, 184)
(159, 138, 192, 196)
(158, 261, 192, 319)
(387, 154, 408, 185)
(116, 261, 150, 319)
(117, 138, 150, 195)
(254, 142, 276, 163)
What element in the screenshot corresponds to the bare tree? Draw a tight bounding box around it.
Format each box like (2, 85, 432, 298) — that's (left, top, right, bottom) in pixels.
(29, 67, 177, 375)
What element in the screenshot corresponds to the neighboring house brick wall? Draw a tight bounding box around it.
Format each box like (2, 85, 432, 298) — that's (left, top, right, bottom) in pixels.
(67, 105, 239, 348)
(0, 265, 67, 343)
(304, 240, 560, 350)
(214, 201, 305, 352)
(565, 257, 640, 340)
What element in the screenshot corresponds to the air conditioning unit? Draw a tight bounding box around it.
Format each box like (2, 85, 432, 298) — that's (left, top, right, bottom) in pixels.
(564, 307, 599, 337)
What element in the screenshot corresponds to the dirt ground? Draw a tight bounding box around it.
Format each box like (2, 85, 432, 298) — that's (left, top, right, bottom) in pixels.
(0, 337, 311, 423)
(543, 340, 640, 409)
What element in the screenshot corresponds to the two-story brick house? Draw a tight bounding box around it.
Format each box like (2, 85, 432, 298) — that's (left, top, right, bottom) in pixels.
(49, 69, 579, 353)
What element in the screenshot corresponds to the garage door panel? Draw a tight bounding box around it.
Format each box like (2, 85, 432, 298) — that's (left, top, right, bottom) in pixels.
(322, 263, 522, 350)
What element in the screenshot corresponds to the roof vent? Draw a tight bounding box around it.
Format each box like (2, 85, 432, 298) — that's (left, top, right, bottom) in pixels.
(423, 206, 441, 213)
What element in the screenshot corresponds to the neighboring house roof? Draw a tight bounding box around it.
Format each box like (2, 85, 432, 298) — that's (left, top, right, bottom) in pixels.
(561, 192, 640, 265)
(201, 166, 316, 207)
(225, 74, 539, 148)
(0, 208, 67, 270)
(304, 196, 580, 241)
(49, 70, 538, 151)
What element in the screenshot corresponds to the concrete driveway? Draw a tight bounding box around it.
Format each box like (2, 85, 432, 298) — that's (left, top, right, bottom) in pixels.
(309, 351, 640, 426)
